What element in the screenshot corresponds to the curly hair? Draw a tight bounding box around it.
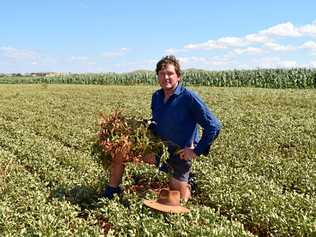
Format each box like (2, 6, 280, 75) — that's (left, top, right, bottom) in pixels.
(155, 55, 182, 77)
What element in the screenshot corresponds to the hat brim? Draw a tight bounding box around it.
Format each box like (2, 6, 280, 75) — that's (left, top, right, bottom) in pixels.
(143, 200, 189, 214)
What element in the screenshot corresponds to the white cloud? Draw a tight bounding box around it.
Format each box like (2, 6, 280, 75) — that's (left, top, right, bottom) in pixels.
(165, 48, 177, 54)
(177, 57, 190, 64)
(165, 48, 187, 54)
(184, 40, 227, 50)
(176, 21, 310, 53)
(179, 56, 232, 68)
(184, 37, 247, 50)
(244, 34, 269, 44)
(87, 62, 97, 65)
(300, 41, 316, 51)
(299, 21, 316, 36)
(70, 56, 89, 61)
(0, 46, 40, 61)
(102, 48, 129, 59)
(67, 56, 97, 67)
(279, 60, 297, 68)
(217, 36, 246, 47)
(175, 54, 302, 70)
(108, 58, 159, 72)
(263, 42, 295, 51)
(152, 54, 303, 71)
(233, 47, 264, 55)
(310, 61, 316, 67)
(256, 57, 297, 68)
(259, 22, 301, 37)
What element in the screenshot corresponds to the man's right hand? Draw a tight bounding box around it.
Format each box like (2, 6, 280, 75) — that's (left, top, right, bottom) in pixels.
(142, 153, 156, 165)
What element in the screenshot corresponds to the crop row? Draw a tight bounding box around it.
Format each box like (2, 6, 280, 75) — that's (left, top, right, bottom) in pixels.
(0, 149, 100, 236)
(0, 118, 254, 236)
(0, 85, 315, 236)
(1, 68, 316, 88)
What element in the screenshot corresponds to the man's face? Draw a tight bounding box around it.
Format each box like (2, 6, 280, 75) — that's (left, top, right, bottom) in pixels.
(158, 64, 180, 92)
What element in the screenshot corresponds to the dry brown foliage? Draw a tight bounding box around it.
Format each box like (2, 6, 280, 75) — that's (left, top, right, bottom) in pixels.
(97, 111, 166, 164)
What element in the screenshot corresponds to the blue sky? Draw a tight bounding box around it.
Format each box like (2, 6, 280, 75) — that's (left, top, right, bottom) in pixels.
(1, 0, 316, 73)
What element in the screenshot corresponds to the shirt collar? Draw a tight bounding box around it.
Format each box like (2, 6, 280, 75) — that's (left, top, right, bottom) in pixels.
(158, 83, 184, 97)
(174, 83, 184, 95)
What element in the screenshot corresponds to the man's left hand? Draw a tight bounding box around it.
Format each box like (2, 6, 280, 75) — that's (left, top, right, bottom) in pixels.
(177, 147, 197, 161)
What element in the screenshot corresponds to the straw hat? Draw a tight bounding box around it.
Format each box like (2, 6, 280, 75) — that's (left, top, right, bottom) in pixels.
(143, 189, 189, 213)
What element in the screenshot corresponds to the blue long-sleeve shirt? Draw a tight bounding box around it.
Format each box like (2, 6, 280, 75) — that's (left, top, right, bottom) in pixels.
(151, 84, 221, 156)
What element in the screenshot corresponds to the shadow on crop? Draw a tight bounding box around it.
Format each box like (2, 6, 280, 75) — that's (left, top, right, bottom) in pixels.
(51, 185, 101, 209)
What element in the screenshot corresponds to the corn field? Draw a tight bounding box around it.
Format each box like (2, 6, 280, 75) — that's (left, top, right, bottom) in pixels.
(1, 68, 316, 88)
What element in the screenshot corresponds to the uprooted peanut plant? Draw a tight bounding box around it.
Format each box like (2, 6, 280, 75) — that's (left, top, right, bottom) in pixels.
(97, 111, 169, 165)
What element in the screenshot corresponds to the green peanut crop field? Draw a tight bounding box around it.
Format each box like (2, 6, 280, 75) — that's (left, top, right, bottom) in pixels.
(0, 84, 315, 236)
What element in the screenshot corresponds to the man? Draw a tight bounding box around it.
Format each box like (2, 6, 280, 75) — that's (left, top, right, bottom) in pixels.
(103, 55, 221, 202)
